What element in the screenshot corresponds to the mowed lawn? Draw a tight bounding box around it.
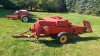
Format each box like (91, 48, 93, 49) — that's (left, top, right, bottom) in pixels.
(0, 7, 100, 56)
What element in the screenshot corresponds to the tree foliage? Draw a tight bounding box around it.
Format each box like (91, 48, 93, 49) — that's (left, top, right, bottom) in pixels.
(1, 0, 100, 16)
(0, 0, 66, 12)
(39, 0, 66, 12)
(65, 0, 100, 16)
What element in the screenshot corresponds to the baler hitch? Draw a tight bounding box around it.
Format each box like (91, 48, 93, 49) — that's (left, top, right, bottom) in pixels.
(12, 30, 34, 38)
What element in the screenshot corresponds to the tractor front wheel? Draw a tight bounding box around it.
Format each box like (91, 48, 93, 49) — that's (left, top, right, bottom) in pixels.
(21, 16, 31, 22)
(56, 32, 69, 44)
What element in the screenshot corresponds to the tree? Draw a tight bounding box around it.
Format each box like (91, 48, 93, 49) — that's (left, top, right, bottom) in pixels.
(39, 0, 67, 12)
(26, 0, 39, 11)
(65, 0, 100, 16)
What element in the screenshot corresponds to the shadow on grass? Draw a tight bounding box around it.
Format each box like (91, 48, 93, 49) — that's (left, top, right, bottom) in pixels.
(15, 36, 100, 47)
(68, 36, 100, 44)
(39, 39, 63, 47)
(37, 36, 100, 47)
(0, 7, 14, 18)
(28, 14, 38, 23)
(15, 39, 63, 47)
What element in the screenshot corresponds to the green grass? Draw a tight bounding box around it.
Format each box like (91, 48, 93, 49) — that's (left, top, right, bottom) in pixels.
(0, 7, 100, 56)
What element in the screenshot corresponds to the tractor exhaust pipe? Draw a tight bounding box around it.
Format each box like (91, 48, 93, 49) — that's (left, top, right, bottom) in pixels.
(83, 20, 92, 32)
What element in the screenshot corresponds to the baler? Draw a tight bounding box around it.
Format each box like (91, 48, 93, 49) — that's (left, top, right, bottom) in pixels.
(13, 16, 92, 44)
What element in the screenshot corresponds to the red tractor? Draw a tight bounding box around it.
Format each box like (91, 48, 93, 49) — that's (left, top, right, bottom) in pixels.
(13, 16, 92, 44)
(6, 10, 32, 22)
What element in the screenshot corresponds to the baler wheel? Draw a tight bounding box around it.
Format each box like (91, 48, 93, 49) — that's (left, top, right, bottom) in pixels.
(57, 32, 68, 44)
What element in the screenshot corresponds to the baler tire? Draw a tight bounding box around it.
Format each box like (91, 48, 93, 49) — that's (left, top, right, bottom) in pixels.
(21, 16, 31, 22)
(56, 32, 69, 44)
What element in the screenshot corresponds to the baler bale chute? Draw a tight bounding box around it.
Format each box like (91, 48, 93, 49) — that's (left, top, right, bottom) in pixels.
(5, 10, 32, 22)
(12, 16, 92, 44)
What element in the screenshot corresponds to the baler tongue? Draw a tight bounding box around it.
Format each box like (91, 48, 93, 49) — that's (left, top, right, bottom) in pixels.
(83, 20, 92, 32)
(12, 35, 33, 38)
(12, 30, 34, 38)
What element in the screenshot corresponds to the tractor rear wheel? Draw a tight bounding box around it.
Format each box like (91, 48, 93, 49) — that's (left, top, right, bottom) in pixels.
(56, 32, 69, 44)
(21, 16, 31, 22)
